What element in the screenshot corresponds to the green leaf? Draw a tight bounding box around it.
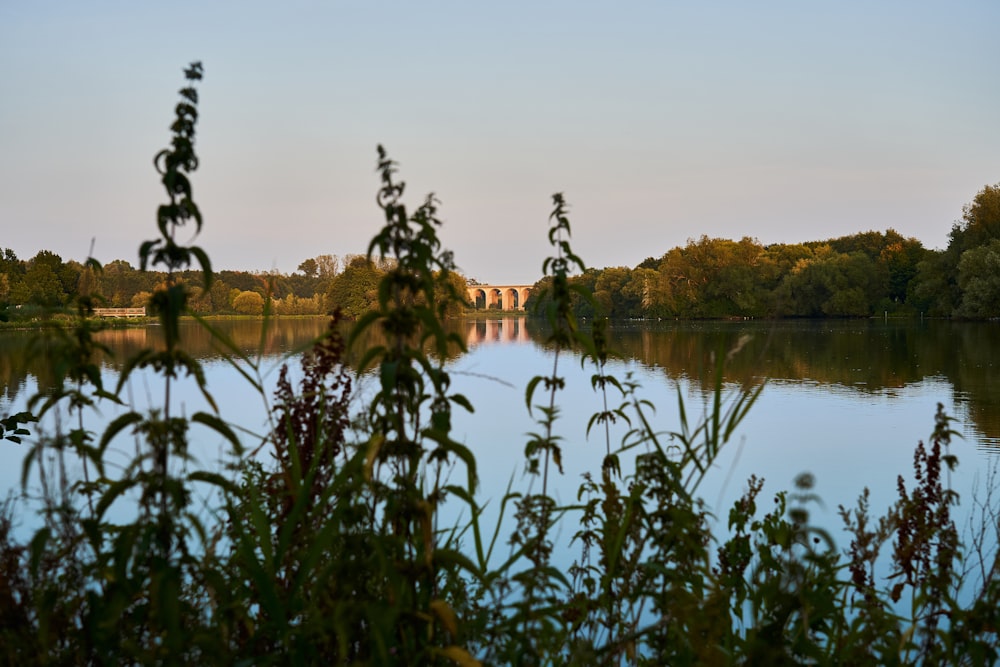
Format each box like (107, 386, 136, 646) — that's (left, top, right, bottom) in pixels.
(449, 392, 475, 414)
(95, 476, 139, 520)
(191, 411, 243, 456)
(189, 245, 213, 284)
(98, 412, 144, 454)
(525, 376, 542, 414)
(187, 470, 239, 495)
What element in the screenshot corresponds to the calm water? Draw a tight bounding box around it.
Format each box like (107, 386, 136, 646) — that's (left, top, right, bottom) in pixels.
(1, 317, 998, 540)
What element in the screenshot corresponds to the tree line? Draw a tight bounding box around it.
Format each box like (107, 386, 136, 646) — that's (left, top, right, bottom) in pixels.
(4, 184, 999, 322)
(0, 250, 429, 320)
(526, 183, 1000, 320)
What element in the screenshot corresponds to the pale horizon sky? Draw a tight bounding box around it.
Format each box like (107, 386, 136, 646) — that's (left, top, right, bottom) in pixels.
(2, 1, 998, 284)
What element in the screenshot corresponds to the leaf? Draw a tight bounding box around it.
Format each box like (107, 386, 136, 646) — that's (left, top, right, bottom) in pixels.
(28, 527, 51, 577)
(449, 392, 475, 414)
(187, 470, 239, 495)
(429, 599, 459, 637)
(189, 245, 213, 283)
(98, 412, 144, 454)
(525, 376, 542, 414)
(95, 476, 139, 520)
(191, 411, 243, 456)
(364, 434, 384, 481)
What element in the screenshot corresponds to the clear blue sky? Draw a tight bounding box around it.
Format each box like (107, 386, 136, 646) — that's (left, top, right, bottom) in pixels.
(2, 1, 998, 284)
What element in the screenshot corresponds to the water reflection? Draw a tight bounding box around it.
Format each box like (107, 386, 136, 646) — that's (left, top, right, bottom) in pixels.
(1, 317, 998, 447)
(464, 318, 533, 346)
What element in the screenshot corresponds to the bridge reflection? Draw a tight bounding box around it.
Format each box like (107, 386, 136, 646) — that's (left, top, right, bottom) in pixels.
(464, 318, 532, 347)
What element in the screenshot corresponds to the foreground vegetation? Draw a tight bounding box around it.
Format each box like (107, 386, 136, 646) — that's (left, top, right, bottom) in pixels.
(2, 63, 1000, 665)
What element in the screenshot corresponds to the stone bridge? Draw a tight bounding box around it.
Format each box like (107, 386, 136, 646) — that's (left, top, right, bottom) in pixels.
(467, 284, 533, 311)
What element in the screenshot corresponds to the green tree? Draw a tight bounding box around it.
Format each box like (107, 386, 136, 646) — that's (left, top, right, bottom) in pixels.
(297, 257, 319, 279)
(208, 278, 233, 313)
(11, 250, 68, 307)
(699, 237, 768, 317)
(325, 256, 383, 318)
(130, 290, 153, 308)
(909, 250, 953, 316)
(97, 259, 156, 307)
(776, 251, 878, 317)
(950, 183, 1000, 255)
(0, 248, 25, 310)
(911, 183, 1000, 316)
(217, 269, 262, 294)
(314, 253, 340, 279)
(593, 266, 632, 317)
(621, 267, 659, 315)
(954, 239, 1000, 318)
(289, 255, 340, 299)
(812, 229, 929, 311)
(232, 290, 265, 315)
(434, 269, 469, 318)
(763, 242, 816, 276)
(880, 233, 928, 305)
(650, 236, 768, 317)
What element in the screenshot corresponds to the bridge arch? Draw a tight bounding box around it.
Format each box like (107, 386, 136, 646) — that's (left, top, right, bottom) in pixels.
(467, 284, 532, 311)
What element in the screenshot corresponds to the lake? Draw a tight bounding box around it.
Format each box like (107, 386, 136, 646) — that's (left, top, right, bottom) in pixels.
(1, 316, 998, 548)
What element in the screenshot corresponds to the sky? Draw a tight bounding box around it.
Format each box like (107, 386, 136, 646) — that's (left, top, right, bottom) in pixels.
(2, 1, 998, 284)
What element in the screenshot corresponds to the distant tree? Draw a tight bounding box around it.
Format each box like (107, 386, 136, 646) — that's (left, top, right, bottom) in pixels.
(649, 236, 768, 317)
(812, 229, 928, 311)
(622, 267, 659, 315)
(954, 239, 1000, 318)
(188, 286, 211, 314)
(372, 255, 397, 273)
(950, 183, 1000, 256)
(524, 271, 597, 318)
(775, 251, 877, 317)
(698, 237, 768, 317)
(880, 233, 928, 304)
(910, 183, 1000, 316)
(636, 256, 661, 270)
(764, 243, 816, 276)
(825, 229, 890, 260)
(274, 294, 325, 316)
(98, 259, 156, 307)
(593, 266, 633, 317)
(72, 259, 99, 302)
(314, 254, 340, 280)
(0, 248, 20, 317)
(0, 248, 25, 308)
(217, 270, 262, 294)
(131, 290, 153, 308)
(232, 290, 265, 315)
(11, 250, 67, 307)
(297, 258, 319, 279)
(0, 275, 8, 321)
(523, 276, 552, 313)
(0, 247, 22, 274)
(909, 250, 953, 316)
(326, 256, 383, 318)
(433, 270, 470, 318)
(208, 278, 234, 313)
(570, 269, 601, 318)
